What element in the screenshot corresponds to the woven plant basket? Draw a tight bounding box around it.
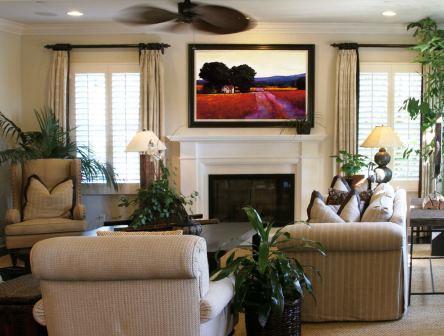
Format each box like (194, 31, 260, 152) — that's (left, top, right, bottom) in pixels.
(245, 299, 301, 336)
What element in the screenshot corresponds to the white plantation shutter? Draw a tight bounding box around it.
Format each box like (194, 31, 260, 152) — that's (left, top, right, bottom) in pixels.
(111, 72, 140, 183)
(358, 63, 421, 183)
(358, 71, 388, 163)
(71, 64, 140, 186)
(393, 72, 421, 180)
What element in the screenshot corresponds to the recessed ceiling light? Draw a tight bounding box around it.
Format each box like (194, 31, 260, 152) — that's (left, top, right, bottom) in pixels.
(66, 10, 84, 17)
(382, 10, 397, 17)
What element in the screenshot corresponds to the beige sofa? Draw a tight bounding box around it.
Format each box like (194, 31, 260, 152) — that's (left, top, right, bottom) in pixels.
(31, 235, 234, 336)
(279, 188, 408, 322)
(5, 159, 88, 253)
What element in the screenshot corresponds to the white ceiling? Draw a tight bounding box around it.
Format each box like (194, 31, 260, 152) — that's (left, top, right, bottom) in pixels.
(0, 0, 442, 24)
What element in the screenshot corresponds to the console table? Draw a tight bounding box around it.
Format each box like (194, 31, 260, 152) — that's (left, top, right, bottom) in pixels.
(409, 198, 444, 304)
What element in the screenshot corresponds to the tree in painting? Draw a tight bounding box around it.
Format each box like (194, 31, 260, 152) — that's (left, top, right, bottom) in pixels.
(230, 64, 256, 93)
(199, 62, 231, 93)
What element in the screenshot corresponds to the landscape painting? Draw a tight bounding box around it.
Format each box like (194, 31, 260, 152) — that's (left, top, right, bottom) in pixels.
(188, 44, 314, 127)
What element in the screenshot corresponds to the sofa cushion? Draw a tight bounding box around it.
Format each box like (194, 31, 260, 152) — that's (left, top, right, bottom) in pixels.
(96, 230, 183, 236)
(307, 191, 345, 223)
(338, 191, 362, 222)
(5, 218, 87, 236)
(361, 183, 395, 222)
(23, 175, 73, 221)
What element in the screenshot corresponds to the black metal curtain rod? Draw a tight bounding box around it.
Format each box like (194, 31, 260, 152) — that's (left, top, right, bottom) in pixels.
(45, 43, 171, 53)
(331, 43, 414, 49)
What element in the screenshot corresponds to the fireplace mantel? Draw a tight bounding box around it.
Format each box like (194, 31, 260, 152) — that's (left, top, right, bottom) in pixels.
(168, 133, 327, 143)
(167, 130, 327, 221)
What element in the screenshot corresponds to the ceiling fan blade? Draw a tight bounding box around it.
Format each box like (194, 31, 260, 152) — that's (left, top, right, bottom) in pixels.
(116, 5, 178, 25)
(192, 5, 254, 34)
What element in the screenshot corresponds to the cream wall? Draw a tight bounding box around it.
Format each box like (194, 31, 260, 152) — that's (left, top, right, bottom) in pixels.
(18, 28, 417, 223)
(0, 30, 21, 245)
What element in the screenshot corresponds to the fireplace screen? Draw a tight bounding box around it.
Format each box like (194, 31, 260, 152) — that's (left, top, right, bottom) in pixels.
(209, 174, 295, 226)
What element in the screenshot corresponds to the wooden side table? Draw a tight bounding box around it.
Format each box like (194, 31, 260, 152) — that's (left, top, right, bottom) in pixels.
(409, 198, 444, 305)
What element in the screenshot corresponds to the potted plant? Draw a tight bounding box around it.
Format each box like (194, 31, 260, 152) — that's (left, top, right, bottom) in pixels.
(214, 206, 325, 336)
(119, 163, 200, 234)
(332, 150, 369, 186)
(402, 18, 443, 194)
(0, 107, 117, 189)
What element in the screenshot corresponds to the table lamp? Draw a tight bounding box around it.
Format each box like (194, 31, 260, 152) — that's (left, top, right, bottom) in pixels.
(126, 130, 166, 188)
(360, 125, 403, 183)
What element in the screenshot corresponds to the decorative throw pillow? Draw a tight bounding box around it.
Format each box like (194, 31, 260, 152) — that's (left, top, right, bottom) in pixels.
(23, 175, 74, 221)
(326, 188, 349, 205)
(330, 175, 351, 192)
(337, 191, 362, 222)
(97, 230, 183, 236)
(361, 183, 395, 222)
(307, 191, 345, 223)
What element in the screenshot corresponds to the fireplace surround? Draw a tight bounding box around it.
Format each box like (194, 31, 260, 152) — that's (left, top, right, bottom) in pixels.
(168, 132, 327, 221)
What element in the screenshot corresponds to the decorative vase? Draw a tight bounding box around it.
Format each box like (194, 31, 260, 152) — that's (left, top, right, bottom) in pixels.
(295, 121, 311, 135)
(174, 218, 203, 236)
(245, 299, 301, 336)
(345, 174, 366, 188)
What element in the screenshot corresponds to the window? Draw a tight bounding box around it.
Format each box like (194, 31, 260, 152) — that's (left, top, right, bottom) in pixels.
(358, 63, 422, 183)
(70, 64, 140, 186)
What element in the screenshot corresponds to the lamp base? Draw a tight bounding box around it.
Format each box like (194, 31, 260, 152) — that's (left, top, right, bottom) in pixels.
(140, 154, 156, 188)
(374, 148, 392, 183)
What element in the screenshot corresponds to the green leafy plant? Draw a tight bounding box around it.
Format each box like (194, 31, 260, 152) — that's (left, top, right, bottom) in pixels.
(0, 107, 117, 189)
(402, 18, 443, 168)
(119, 163, 197, 228)
(213, 206, 325, 327)
(331, 150, 369, 176)
(403, 18, 443, 132)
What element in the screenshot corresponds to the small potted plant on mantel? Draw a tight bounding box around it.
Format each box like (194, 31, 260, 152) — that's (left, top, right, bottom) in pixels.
(332, 150, 369, 187)
(119, 163, 200, 234)
(214, 206, 325, 336)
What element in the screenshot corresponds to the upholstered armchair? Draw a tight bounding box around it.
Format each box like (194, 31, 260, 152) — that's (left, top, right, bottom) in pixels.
(31, 235, 235, 336)
(5, 159, 88, 256)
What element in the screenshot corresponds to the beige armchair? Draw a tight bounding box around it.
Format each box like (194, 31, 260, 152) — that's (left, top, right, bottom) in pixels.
(5, 159, 88, 256)
(31, 235, 235, 336)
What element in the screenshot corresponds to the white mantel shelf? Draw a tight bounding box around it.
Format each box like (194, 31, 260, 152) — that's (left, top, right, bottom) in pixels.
(167, 133, 327, 143)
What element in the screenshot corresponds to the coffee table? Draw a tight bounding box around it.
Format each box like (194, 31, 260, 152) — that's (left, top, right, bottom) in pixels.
(89, 221, 257, 271)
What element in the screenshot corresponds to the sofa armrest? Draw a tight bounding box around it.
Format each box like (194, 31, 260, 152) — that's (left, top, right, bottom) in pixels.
(200, 277, 234, 323)
(279, 222, 403, 252)
(73, 203, 86, 220)
(33, 299, 46, 326)
(5, 208, 21, 224)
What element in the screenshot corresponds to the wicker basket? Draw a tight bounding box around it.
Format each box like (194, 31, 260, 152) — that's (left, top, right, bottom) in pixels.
(245, 299, 301, 336)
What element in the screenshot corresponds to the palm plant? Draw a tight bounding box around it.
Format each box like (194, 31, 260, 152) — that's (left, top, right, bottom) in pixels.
(214, 206, 325, 329)
(0, 107, 117, 189)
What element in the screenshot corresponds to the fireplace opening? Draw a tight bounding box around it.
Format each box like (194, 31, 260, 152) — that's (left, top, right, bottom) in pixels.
(208, 174, 295, 227)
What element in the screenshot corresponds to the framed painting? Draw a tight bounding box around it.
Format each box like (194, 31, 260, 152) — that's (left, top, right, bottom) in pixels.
(188, 44, 315, 128)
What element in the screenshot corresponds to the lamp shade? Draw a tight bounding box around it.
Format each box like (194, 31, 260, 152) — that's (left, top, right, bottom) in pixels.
(126, 130, 167, 154)
(360, 126, 403, 148)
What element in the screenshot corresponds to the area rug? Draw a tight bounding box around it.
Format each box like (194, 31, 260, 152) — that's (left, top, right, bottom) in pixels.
(234, 245, 444, 336)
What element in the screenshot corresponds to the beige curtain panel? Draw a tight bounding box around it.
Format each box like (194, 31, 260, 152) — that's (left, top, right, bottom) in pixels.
(48, 50, 69, 130)
(140, 49, 165, 137)
(333, 49, 358, 156)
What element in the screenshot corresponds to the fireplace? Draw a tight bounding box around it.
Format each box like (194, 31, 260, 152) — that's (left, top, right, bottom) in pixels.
(209, 174, 295, 226)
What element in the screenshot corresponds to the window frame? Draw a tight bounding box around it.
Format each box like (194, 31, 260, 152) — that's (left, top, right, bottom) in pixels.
(69, 62, 141, 195)
(358, 62, 422, 192)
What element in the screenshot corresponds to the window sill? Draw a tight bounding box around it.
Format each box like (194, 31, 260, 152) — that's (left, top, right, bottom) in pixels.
(81, 183, 139, 196)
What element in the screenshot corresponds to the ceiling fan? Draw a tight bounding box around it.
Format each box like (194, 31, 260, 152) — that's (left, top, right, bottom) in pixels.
(116, 0, 255, 34)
